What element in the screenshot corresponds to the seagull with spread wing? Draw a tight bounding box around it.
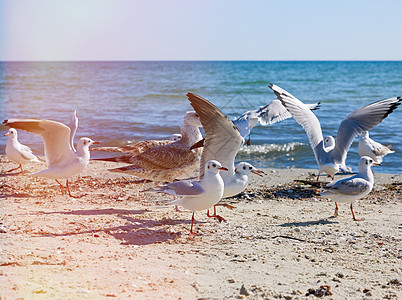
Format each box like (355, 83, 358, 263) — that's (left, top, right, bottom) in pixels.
(269, 83, 401, 180)
(233, 99, 321, 146)
(3, 118, 99, 197)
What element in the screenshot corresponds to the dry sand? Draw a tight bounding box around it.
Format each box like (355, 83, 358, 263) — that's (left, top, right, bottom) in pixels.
(0, 155, 401, 299)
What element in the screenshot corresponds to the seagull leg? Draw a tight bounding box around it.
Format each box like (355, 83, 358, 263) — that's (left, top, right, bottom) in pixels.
(246, 135, 251, 146)
(316, 173, 320, 182)
(207, 208, 226, 223)
(350, 203, 364, 221)
(66, 179, 87, 198)
(334, 202, 339, 217)
(55, 179, 66, 195)
(189, 212, 196, 235)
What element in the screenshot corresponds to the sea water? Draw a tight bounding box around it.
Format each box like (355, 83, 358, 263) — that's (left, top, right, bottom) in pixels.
(1, 61, 401, 173)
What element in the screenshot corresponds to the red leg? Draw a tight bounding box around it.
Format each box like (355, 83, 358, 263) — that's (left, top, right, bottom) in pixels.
(351, 203, 364, 221)
(55, 179, 65, 195)
(316, 173, 320, 181)
(19, 164, 25, 175)
(66, 179, 87, 198)
(246, 135, 251, 146)
(207, 208, 226, 223)
(189, 212, 196, 235)
(334, 202, 339, 217)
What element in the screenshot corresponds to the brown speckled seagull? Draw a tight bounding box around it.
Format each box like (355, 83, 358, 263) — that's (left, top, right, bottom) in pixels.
(107, 111, 203, 182)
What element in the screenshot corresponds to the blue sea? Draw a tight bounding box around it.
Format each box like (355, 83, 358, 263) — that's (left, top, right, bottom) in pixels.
(1, 61, 401, 174)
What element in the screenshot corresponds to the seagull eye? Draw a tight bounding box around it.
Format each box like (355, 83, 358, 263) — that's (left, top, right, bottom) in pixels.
(249, 167, 252, 170)
(243, 166, 246, 170)
(212, 163, 216, 168)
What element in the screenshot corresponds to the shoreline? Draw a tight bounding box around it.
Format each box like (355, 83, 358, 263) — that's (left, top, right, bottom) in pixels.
(1, 156, 401, 299)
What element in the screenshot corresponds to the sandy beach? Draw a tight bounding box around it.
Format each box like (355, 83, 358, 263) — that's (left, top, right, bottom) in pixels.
(0, 155, 401, 299)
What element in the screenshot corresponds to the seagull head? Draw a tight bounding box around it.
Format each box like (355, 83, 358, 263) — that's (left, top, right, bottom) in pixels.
(235, 162, 265, 177)
(358, 156, 375, 172)
(205, 160, 228, 174)
(4, 128, 17, 137)
(78, 137, 100, 149)
(323, 136, 335, 150)
(184, 111, 202, 128)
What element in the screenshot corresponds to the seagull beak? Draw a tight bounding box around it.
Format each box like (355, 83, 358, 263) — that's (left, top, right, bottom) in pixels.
(92, 141, 100, 144)
(251, 169, 265, 177)
(219, 167, 229, 171)
(4, 132, 9, 136)
(373, 163, 381, 166)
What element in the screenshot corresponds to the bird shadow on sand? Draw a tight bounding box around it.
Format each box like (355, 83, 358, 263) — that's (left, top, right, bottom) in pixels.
(0, 171, 22, 177)
(279, 218, 338, 227)
(36, 208, 195, 245)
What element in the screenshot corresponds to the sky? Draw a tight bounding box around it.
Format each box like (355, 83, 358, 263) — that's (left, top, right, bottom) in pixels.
(1, 0, 402, 61)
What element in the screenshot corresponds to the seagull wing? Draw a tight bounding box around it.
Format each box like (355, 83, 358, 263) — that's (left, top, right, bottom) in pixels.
(324, 177, 371, 195)
(257, 100, 292, 125)
(186, 92, 243, 179)
(157, 179, 205, 197)
(67, 111, 78, 151)
(268, 84, 325, 164)
(332, 97, 401, 164)
(3, 118, 74, 167)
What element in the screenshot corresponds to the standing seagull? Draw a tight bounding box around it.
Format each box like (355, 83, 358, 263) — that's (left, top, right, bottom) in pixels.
(3, 118, 99, 197)
(186, 92, 265, 215)
(4, 128, 40, 175)
(269, 83, 401, 179)
(150, 160, 228, 234)
(233, 99, 321, 146)
(358, 131, 394, 164)
(320, 156, 376, 221)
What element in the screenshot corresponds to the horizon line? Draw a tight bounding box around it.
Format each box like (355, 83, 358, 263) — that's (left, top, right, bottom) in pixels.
(1, 59, 402, 63)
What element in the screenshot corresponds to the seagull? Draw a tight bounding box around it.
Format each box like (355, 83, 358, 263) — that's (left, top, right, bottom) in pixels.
(92, 139, 173, 156)
(358, 131, 394, 164)
(233, 99, 321, 146)
(150, 160, 228, 234)
(186, 93, 265, 203)
(106, 111, 203, 182)
(269, 83, 401, 180)
(4, 128, 40, 175)
(2, 118, 99, 197)
(320, 156, 376, 221)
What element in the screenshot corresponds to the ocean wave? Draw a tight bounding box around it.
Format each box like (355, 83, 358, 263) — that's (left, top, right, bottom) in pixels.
(238, 142, 306, 155)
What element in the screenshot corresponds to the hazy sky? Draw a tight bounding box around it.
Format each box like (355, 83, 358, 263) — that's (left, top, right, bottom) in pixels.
(1, 0, 401, 61)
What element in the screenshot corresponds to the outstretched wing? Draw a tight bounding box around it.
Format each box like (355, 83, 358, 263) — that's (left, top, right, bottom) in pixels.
(3, 118, 74, 167)
(268, 83, 325, 164)
(186, 92, 244, 179)
(332, 97, 401, 164)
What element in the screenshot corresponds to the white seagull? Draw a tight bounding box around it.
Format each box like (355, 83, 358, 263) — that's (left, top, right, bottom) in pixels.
(320, 156, 376, 221)
(233, 99, 321, 146)
(150, 160, 228, 234)
(3, 118, 99, 197)
(186, 92, 265, 205)
(358, 131, 394, 164)
(269, 83, 401, 180)
(4, 128, 40, 175)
